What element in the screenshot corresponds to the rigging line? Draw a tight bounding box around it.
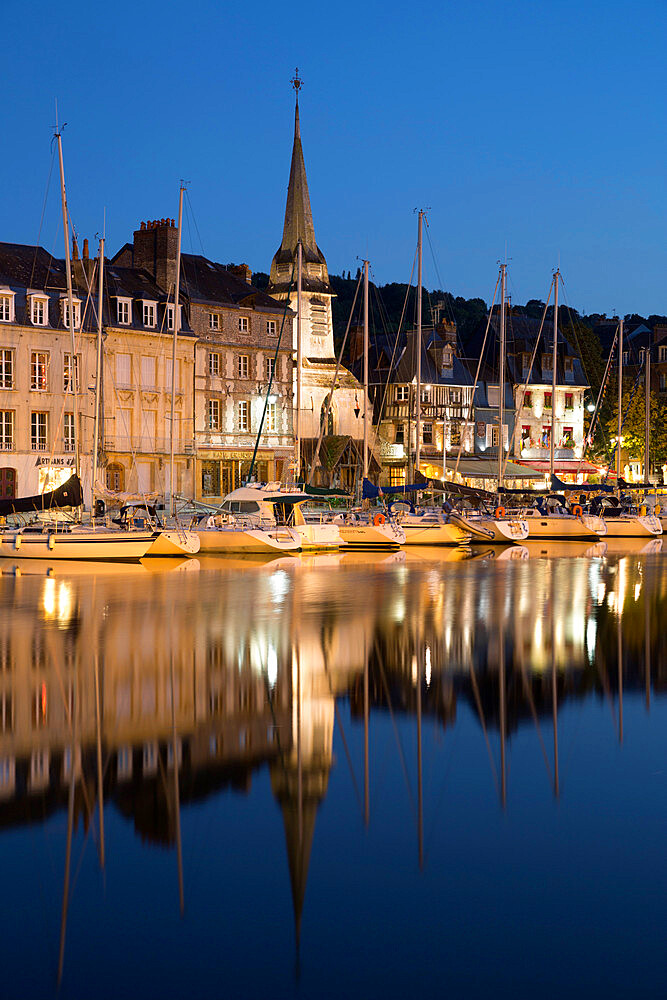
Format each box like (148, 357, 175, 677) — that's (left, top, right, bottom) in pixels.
(518, 662, 553, 783)
(30, 144, 56, 291)
(501, 280, 555, 480)
(468, 663, 500, 798)
(184, 188, 206, 257)
(603, 351, 646, 483)
(307, 269, 362, 484)
(579, 328, 618, 472)
(374, 636, 417, 822)
(321, 658, 363, 817)
(452, 273, 500, 478)
(247, 259, 296, 482)
(372, 248, 417, 434)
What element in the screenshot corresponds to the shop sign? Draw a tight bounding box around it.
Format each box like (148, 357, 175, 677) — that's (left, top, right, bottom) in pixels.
(34, 456, 75, 467)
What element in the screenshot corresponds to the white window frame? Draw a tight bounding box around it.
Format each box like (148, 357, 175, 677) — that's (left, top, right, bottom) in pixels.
(208, 352, 221, 376)
(396, 385, 409, 402)
(61, 297, 81, 330)
(0, 349, 14, 389)
(267, 401, 277, 432)
(0, 291, 15, 323)
(209, 312, 220, 331)
(63, 353, 80, 393)
(116, 297, 132, 325)
(30, 351, 49, 391)
(208, 399, 221, 431)
(237, 354, 249, 379)
(266, 320, 277, 336)
(238, 400, 249, 431)
(265, 357, 275, 381)
(165, 304, 180, 331)
(238, 316, 249, 332)
(142, 300, 157, 328)
(30, 294, 49, 326)
(31, 411, 48, 451)
(63, 412, 75, 452)
(0, 410, 14, 450)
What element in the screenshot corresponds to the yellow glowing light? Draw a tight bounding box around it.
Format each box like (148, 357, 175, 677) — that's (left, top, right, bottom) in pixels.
(42, 577, 56, 618)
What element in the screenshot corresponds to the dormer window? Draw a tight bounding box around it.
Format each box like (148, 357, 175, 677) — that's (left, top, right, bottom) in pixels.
(564, 356, 574, 382)
(30, 294, 49, 326)
(61, 297, 81, 330)
(0, 290, 15, 323)
(116, 298, 131, 325)
(165, 304, 181, 331)
(142, 301, 157, 328)
(442, 346, 454, 369)
(542, 353, 553, 371)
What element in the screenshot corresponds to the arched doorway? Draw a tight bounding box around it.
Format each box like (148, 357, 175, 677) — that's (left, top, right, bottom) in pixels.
(106, 463, 125, 492)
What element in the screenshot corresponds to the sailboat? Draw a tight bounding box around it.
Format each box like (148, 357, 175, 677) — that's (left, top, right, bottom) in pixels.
(0, 131, 156, 561)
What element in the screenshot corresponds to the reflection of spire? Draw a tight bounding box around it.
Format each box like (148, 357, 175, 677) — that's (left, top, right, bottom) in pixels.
(275, 777, 323, 945)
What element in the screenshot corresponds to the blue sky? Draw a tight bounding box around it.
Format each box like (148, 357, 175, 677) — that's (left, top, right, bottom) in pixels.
(1, 0, 665, 316)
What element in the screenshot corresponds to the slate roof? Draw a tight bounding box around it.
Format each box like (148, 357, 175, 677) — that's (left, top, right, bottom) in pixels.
(468, 313, 588, 388)
(349, 327, 474, 389)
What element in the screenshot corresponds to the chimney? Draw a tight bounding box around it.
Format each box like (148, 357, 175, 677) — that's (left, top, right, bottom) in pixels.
(72, 237, 79, 261)
(132, 217, 180, 292)
(83, 238, 89, 260)
(654, 323, 667, 344)
(229, 263, 252, 284)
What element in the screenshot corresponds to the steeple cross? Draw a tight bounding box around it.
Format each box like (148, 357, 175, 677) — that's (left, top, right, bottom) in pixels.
(291, 67, 304, 94)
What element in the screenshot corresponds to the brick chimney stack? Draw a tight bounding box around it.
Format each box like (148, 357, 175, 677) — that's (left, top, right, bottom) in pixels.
(133, 218, 179, 293)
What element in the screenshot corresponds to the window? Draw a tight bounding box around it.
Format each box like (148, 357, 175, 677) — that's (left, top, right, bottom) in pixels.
(450, 387, 462, 405)
(0, 412, 13, 450)
(238, 400, 249, 431)
(521, 352, 531, 373)
(660, 373, 667, 392)
(622, 351, 629, 366)
(544, 392, 552, 409)
(238, 316, 249, 332)
(0, 350, 13, 389)
(201, 460, 221, 497)
(30, 352, 48, 391)
(442, 347, 454, 369)
(420, 386, 431, 403)
(30, 296, 48, 326)
(542, 353, 553, 370)
(0, 293, 14, 323)
(541, 425, 551, 448)
(487, 385, 500, 407)
(116, 353, 131, 385)
(267, 320, 277, 335)
(141, 356, 156, 387)
(265, 357, 275, 381)
(142, 301, 156, 327)
(562, 426, 574, 448)
(117, 298, 131, 324)
(64, 413, 75, 452)
(395, 424, 405, 444)
(31, 412, 47, 451)
(0, 468, 16, 498)
(659, 346, 667, 362)
(422, 422, 433, 444)
(389, 467, 405, 488)
(565, 392, 574, 409)
(209, 312, 220, 331)
(521, 425, 531, 449)
(564, 357, 574, 378)
(266, 401, 277, 432)
(237, 355, 249, 379)
(491, 426, 500, 448)
(62, 298, 81, 329)
(63, 353, 80, 393)
(523, 390, 532, 408)
(166, 304, 175, 331)
(106, 463, 125, 491)
(450, 422, 461, 446)
(207, 352, 221, 377)
(165, 358, 181, 391)
(396, 385, 409, 402)
(208, 399, 221, 430)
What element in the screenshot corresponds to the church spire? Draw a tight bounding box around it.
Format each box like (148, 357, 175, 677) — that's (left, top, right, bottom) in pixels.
(268, 69, 330, 296)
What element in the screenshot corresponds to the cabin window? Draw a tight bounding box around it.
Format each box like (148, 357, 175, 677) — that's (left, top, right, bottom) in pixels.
(106, 463, 125, 492)
(0, 413, 14, 452)
(30, 411, 47, 451)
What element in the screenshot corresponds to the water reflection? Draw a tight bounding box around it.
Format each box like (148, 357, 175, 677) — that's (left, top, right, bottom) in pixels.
(0, 548, 665, 992)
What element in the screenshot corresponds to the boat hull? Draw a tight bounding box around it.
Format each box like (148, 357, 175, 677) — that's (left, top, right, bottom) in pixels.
(602, 515, 662, 538)
(195, 526, 301, 554)
(520, 511, 606, 540)
(0, 528, 154, 560)
(455, 514, 529, 544)
(144, 529, 201, 556)
(337, 521, 405, 549)
(400, 520, 471, 546)
(294, 522, 343, 551)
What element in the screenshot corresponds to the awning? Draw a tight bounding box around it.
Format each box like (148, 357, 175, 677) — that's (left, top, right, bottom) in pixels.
(517, 459, 604, 475)
(448, 458, 544, 480)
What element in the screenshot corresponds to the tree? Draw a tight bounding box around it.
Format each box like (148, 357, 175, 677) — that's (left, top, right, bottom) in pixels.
(604, 376, 667, 474)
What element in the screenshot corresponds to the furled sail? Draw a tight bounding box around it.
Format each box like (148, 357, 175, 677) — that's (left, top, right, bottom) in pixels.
(0, 474, 83, 516)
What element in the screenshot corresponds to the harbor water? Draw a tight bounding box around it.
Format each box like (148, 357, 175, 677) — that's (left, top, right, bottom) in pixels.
(0, 542, 665, 998)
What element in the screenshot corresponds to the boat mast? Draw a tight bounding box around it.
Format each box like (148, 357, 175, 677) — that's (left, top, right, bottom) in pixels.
(617, 317, 623, 483)
(645, 339, 650, 482)
(363, 259, 369, 480)
(55, 129, 80, 489)
(498, 263, 506, 489)
(549, 269, 559, 482)
(295, 240, 303, 482)
(415, 211, 423, 479)
(92, 238, 104, 512)
(169, 185, 184, 516)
